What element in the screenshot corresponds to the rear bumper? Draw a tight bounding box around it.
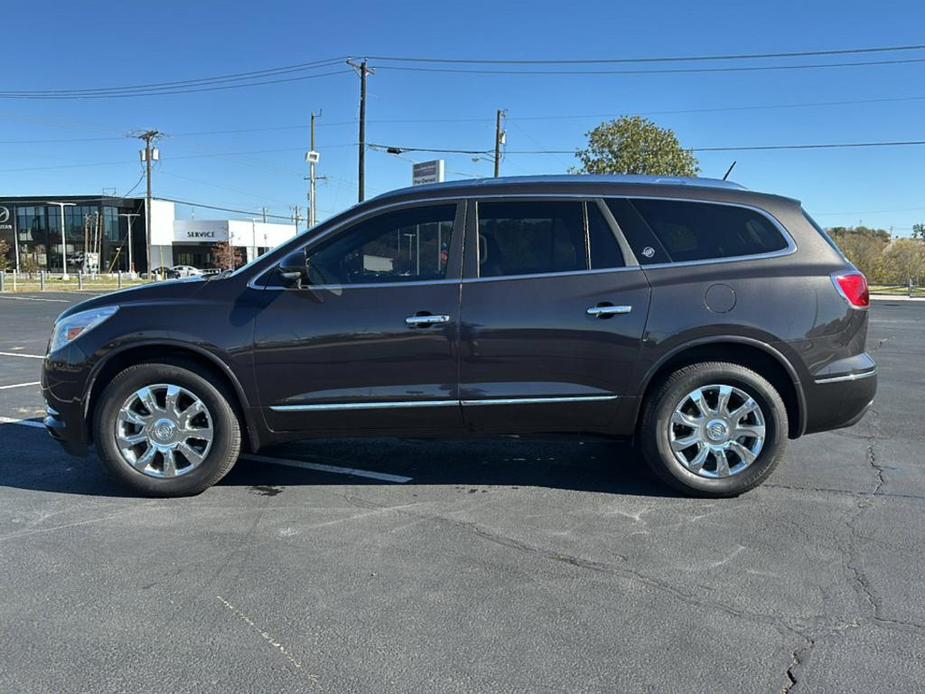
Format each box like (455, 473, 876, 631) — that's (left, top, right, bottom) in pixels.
(802, 358, 877, 435)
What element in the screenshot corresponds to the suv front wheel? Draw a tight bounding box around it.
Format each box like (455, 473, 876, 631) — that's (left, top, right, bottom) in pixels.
(93, 361, 241, 496)
(640, 361, 788, 497)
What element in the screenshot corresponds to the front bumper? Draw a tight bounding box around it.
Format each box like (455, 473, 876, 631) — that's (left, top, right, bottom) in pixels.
(41, 351, 92, 458)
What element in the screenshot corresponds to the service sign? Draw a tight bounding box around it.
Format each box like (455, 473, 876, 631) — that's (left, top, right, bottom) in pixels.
(412, 160, 445, 186)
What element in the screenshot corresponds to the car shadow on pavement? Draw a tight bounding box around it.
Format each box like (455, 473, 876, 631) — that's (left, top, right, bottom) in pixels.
(223, 436, 681, 498)
(0, 423, 678, 498)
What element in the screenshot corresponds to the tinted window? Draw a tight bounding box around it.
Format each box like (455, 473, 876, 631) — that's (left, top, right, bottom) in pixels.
(604, 198, 671, 265)
(630, 199, 788, 262)
(477, 201, 585, 278)
(307, 205, 456, 285)
(587, 202, 625, 269)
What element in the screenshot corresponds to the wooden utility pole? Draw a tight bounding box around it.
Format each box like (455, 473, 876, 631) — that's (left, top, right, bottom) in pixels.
(493, 109, 507, 177)
(137, 130, 161, 277)
(347, 59, 373, 202)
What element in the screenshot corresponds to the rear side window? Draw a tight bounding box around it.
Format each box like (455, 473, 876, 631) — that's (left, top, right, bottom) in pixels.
(605, 198, 671, 265)
(477, 201, 585, 278)
(630, 199, 788, 263)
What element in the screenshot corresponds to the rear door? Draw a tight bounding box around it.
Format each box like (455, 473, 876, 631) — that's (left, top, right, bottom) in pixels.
(253, 201, 466, 434)
(458, 198, 651, 434)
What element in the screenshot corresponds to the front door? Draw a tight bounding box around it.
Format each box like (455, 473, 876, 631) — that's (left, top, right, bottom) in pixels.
(458, 198, 651, 434)
(253, 202, 465, 434)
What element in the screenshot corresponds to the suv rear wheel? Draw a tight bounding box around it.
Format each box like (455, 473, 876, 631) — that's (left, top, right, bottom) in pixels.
(640, 361, 787, 497)
(93, 362, 241, 496)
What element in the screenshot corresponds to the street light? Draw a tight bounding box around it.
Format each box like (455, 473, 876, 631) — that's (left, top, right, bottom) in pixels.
(46, 201, 75, 279)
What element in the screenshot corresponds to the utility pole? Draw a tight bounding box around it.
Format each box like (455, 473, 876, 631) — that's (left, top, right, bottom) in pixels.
(119, 212, 139, 276)
(137, 130, 161, 278)
(291, 205, 302, 232)
(261, 207, 268, 223)
(347, 59, 373, 202)
(307, 111, 320, 228)
(493, 109, 507, 178)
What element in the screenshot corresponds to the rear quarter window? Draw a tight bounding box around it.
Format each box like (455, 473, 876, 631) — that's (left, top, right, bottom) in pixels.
(629, 199, 789, 263)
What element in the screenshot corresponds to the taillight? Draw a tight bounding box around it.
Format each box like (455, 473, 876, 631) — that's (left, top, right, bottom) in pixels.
(832, 271, 870, 309)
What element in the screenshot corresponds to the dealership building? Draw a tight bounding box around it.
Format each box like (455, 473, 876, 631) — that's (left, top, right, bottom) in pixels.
(0, 195, 299, 275)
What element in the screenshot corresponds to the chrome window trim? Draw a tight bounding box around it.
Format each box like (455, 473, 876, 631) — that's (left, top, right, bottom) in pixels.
(813, 368, 877, 384)
(615, 196, 798, 270)
(248, 192, 798, 290)
(461, 265, 642, 285)
(269, 394, 620, 412)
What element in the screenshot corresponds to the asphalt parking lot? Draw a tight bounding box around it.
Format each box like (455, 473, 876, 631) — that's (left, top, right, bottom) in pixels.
(0, 292, 922, 693)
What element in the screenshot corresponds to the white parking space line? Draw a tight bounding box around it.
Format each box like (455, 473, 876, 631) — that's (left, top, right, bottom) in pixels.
(242, 454, 413, 484)
(0, 295, 69, 303)
(0, 421, 413, 482)
(0, 352, 44, 359)
(0, 382, 40, 390)
(0, 416, 45, 429)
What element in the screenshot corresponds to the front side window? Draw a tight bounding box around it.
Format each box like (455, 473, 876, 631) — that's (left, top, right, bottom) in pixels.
(629, 199, 788, 263)
(306, 204, 457, 285)
(477, 201, 586, 278)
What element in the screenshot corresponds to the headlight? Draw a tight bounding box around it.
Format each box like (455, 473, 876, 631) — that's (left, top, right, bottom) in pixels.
(49, 306, 119, 353)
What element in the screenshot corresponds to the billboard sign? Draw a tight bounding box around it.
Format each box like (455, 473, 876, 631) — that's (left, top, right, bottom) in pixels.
(412, 160, 445, 186)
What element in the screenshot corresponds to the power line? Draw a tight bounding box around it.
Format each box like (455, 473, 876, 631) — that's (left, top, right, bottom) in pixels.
(370, 143, 493, 155)
(373, 140, 925, 156)
(0, 57, 346, 97)
(158, 197, 295, 221)
(366, 43, 925, 65)
(0, 68, 351, 100)
(375, 56, 925, 77)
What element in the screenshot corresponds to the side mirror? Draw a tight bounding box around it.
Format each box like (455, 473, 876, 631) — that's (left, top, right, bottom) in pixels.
(278, 248, 308, 285)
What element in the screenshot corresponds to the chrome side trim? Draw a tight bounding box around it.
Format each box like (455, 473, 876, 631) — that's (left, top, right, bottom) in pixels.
(460, 395, 619, 406)
(814, 369, 877, 384)
(270, 400, 459, 412)
(270, 394, 621, 412)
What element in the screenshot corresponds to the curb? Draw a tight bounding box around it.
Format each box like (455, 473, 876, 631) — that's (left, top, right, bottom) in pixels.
(871, 294, 925, 302)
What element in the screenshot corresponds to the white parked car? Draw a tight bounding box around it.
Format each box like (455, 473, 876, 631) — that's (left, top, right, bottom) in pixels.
(171, 265, 204, 278)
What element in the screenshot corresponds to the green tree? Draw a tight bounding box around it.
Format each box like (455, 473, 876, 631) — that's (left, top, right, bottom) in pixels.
(913, 223, 925, 240)
(0, 239, 9, 272)
(882, 238, 925, 286)
(827, 227, 890, 283)
(574, 115, 700, 177)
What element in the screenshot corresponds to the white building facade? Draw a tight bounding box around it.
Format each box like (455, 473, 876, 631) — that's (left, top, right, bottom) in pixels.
(149, 200, 299, 269)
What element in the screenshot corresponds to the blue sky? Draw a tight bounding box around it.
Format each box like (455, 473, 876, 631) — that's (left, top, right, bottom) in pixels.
(2, 0, 924, 233)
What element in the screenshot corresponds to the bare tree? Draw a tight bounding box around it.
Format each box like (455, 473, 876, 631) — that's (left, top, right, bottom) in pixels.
(210, 242, 241, 271)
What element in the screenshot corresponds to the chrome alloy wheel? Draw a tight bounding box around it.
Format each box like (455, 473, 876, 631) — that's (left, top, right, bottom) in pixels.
(114, 384, 214, 478)
(668, 384, 766, 479)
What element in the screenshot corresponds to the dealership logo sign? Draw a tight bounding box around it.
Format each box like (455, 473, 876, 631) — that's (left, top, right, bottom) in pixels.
(0, 206, 11, 230)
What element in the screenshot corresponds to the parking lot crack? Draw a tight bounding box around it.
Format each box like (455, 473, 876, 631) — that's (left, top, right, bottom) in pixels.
(343, 494, 808, 641)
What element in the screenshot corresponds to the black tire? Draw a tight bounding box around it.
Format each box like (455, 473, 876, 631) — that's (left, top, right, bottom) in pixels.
(93, 361, 241, 497)
(640, 361, 788, 497)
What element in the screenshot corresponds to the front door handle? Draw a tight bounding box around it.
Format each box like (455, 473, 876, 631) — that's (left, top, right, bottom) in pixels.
(587, 304, 632, 318)
(405, 313, 451, 327)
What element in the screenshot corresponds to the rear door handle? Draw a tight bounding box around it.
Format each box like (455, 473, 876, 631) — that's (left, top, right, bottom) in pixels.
(586, 305, 632, 317)
(405, 313, 451, 327)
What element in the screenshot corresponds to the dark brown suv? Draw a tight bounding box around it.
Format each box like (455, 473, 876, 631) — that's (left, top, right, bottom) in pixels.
(42, 175, 876, 497)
